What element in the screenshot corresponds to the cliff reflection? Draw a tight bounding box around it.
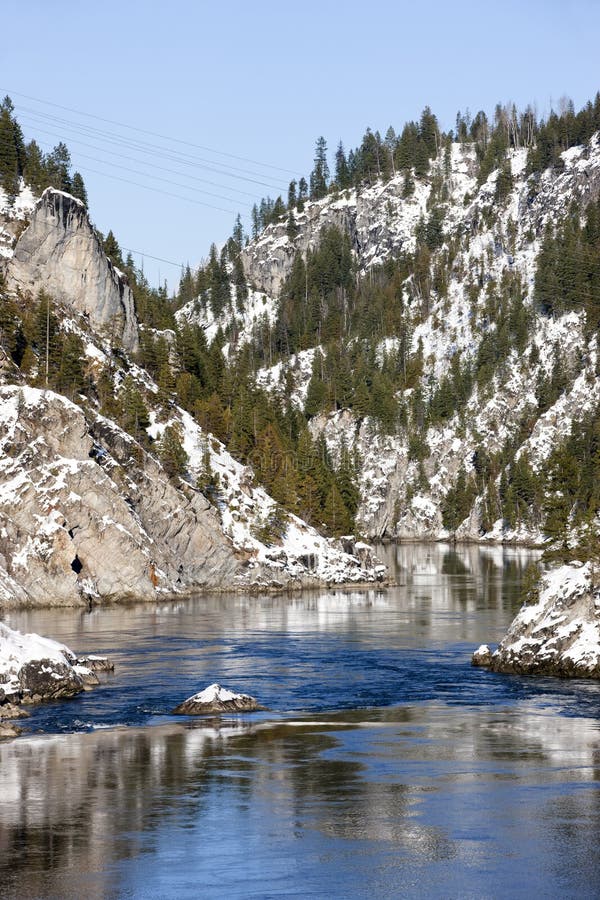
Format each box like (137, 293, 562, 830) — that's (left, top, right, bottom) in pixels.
(2, 699, 600, 899)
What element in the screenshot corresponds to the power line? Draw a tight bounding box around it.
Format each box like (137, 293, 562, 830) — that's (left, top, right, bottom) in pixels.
(17, 107, 288, 191)
(16, 133, 251, 208)
(14, 120, 266, 200)
(3, 88, 299, 176)
(66, 163, 241, 215)
(121, 247, 184, 269)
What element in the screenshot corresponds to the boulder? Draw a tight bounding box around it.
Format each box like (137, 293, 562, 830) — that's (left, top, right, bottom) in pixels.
(471, 644, 493, 667)
(0, 621, 110, 705)
(0, 722, 22, 740)
(0, 702, 29, 719)
(76, 656, 114, 673)
(172, 683, 264, 715)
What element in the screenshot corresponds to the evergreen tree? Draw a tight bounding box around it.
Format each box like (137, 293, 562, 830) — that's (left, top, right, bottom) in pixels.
(309, 136, 329, 200)
(157, 424, 189, 479)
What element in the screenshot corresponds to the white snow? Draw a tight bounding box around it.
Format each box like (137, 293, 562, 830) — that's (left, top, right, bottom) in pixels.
(185, 683, 249, 704)
(0, 622, 76, 695)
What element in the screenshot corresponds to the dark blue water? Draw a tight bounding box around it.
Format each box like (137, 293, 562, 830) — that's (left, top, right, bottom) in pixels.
(2, 543, 600, 899)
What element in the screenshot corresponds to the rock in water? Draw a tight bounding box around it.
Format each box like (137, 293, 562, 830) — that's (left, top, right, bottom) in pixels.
(0, 722, 22, 740)
(172, 683, 263, 715)
(0, 621, 109, 706)
(474, 562, 600, 678)
(6, 188, 138, 351)
(471, 644, 493, 667)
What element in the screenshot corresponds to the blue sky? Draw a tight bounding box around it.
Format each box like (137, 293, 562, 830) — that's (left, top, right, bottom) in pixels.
(2, 0, 599, 289)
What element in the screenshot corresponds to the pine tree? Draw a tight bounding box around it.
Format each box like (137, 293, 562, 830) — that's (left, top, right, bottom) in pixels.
(334, 142, 351, 189)
(70, 172, 88, 207)
(309, 137, 329, 200)
(157, 424, 189, 479)
(323, 483, 351, 536)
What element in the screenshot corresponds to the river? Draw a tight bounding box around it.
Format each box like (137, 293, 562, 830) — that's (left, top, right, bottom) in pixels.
(2, 543, 600, 899)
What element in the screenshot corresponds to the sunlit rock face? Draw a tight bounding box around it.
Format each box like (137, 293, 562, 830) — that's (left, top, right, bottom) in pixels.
(475, 562, 600, 678)
(6, 189, 139, 352)
(0, 385, 241, 607)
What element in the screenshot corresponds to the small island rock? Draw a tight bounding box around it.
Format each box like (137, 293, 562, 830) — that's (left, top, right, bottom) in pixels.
(172, 683, 264, 715)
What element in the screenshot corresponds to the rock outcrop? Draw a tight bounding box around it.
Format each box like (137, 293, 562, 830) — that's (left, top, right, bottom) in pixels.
(0, 385, 241, 605)
(0, 621, 107, 709)
(5, 189, 138, 352)
(172, 683, 264, 715)
(473, 562, 600, 678)
(0, 385, 385, 606)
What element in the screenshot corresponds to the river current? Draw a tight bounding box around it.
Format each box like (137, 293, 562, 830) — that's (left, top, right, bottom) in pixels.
(2, 543, 600, 899)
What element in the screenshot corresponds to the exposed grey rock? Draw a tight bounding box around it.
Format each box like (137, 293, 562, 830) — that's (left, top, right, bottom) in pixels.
(0, 702, 29, 719)
(474, 562, 600, 678)
(0, 722, 21, 739)
(76, 656, 114, 673)
(5, 189, 138, 351)
(0, 385, 242, 606)
(172, 683, 264, 715)
(18, 659, 85, 701)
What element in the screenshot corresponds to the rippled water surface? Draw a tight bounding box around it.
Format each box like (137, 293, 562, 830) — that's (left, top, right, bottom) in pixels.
(2, 543, 600, 899)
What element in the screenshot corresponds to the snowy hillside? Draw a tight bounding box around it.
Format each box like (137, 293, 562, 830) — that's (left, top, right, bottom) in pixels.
(233, 133, 600, 545)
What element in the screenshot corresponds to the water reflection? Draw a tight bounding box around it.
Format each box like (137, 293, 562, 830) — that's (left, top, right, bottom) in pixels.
(3, 542, 599, 899)
(1, 703, 600, 899)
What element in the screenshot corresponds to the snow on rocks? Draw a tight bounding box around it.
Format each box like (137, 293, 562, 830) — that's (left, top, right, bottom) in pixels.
(0, 621, 110, 718)
(172, 683, 264, 715)
(176, 287, 278, 352)
(474, 562, 600, 678)
(148, 407, 387, 588)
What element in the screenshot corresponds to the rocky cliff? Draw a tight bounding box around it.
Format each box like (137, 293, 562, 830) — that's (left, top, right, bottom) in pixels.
(0, 382, 385, 607)
(5, 189, 139, 352)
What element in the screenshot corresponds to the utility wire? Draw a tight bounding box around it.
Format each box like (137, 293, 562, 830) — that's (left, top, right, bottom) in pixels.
(15, 133, 251, 207)
(17, 108, 287, 191)
(3, 88, 299, 176)
(11, 122, 260, 200)
(18, 106, 288, 184)
(60, 163, 241, 215)
(121, 247, 185, 269)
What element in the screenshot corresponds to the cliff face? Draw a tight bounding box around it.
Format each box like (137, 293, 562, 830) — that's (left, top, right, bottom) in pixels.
(0, 386, 240, 606)
(5, 189, 139, 352)
(0, 381, 385, 607)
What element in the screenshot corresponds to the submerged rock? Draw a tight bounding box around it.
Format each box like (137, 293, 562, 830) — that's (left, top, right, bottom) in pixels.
(172, 683, 264, 715)
(474, 562, 600, 678)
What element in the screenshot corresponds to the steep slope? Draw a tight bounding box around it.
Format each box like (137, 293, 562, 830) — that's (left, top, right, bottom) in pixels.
(4, 188, 139, 352)
(238, 136, 600, 546)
